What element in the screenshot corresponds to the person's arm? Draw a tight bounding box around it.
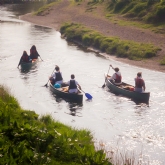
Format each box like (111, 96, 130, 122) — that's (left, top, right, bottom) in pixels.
(75, 81, 81, 90)
(36, 51, 40, 57)
(143, 80, 146, 91)
(51, 72, 56, 79)
(77, 84, 81, 90)
(109, 73, 116, 80)
(17, 57, 22, 68)
(110, 64, 115, 70)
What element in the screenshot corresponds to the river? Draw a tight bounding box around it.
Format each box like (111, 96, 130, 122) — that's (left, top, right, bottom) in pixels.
(1, 3, 165, 165)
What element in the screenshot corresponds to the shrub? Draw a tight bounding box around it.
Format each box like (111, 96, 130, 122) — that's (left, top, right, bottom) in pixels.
(93, 35, 103, 48)
(121, 1, 137, 14)
(160, 56, 165, 65)
(130, 3, 147, 14)
(60, 23, 160, 60)
(114, 0, 128, 13)
(155, 6, 165, 20)
(82, 34, 92, 46)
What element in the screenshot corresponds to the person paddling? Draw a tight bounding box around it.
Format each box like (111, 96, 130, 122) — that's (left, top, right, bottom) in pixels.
(134, 72, 145, 92)
(17, 51, 31, 68)
(49, 65, 63, 85)
(29, 45, 40, 60)
(108, 65, 122, 85)
(67, 74, 81, 93)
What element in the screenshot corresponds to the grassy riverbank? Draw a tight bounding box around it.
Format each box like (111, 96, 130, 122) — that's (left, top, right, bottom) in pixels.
(0, 86, 111, 165)
(104, 0, 165, 34)
(60, 22, 160, 60)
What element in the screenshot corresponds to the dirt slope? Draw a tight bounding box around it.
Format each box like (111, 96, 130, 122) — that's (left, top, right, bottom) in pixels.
(20, 0, 165, 72)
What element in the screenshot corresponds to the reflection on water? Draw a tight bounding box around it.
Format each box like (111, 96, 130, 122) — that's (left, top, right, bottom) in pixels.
(19, 63, 38, 73)
(1, 3, 165, 165)
(67, 103, 83, 117)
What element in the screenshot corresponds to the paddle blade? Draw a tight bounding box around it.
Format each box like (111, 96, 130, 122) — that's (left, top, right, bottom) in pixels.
(102, 84, 105, 88)
(44, 83, 48, 87)
(85, 93, 93, 99)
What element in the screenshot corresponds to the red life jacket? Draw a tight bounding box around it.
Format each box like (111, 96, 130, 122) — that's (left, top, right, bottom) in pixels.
(135, 78, 144, 88)
(115, 73, 122, 83)
(22, 55, 29, 62)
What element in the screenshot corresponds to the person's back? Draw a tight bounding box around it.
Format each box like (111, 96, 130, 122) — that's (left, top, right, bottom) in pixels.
(134, 72, 145, 92)
(67, 74, 81, 93)
(50, 65, 63, 85)
(30, 45, 40, 59)
(17, 51, 30, 68)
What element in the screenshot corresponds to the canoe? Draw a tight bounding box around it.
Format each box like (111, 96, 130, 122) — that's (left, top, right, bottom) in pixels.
(20, 59, 38, 70)
(105, 75, 150, 104)
(49, 83, 83, 103)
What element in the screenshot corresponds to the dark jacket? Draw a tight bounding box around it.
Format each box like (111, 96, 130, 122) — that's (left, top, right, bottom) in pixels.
(18, 54, 30, 66)
(30, 49, 40, 59)
(69, 80, 77, 90)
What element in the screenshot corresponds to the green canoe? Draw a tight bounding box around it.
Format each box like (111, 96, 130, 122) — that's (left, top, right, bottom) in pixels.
(20, 59, 38, 70)
(49, 83, 83, 103)
(105, 75, 150, 104)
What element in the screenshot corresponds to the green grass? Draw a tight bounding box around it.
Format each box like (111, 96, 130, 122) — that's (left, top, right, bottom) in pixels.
(0, 86, 111, 165)
(60, 23, 160, 60)
(84, 0, 165, 34)
(160, 56, 165, 65)
(33, 1, 60, 16)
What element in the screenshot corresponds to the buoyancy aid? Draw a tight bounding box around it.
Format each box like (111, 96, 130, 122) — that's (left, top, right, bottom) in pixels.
(54, 72, 63, 82)
(69, 80, 77, 90)
(22, 55, 29, 62)
(135, 77, 144, 88)
(115, 73, 122, 83)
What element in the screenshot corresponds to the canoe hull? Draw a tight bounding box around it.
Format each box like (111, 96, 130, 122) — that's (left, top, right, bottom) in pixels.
(20, 59, 38, 70)
(105, 77, 150, 104)
(49, 83, 83, 103)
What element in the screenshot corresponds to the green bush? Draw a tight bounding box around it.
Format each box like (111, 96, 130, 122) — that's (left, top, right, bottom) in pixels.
(106, 0, 165, 24)
(60, 23, 160, 60)
(155, 6, 165, 20)
(82, 34, 92, 46)
(121, 1, 137, 14)
(160, 56, 165, 65)
(130, 3, 147, 14)
(114, 0, 128, 13)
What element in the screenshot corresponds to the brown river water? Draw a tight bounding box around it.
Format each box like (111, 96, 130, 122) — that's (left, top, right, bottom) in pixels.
(1, 3, 165, 165)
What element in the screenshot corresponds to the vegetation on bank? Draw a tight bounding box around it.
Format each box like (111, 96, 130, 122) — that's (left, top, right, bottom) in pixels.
(0, 86, 111, 165)
(105, 0, 165, 24)
(84, 0, 165, 34)
(60, 23, 160, 60)
(33, 1, 59, 16)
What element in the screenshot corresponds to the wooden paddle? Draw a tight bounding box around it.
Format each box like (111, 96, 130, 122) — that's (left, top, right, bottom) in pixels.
(44, 67, 55, 87)
(102, 65, 111, 88)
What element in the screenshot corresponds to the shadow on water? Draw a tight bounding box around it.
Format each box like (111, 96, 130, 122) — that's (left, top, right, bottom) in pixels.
(19, 63, 38, 74)
(67, 103, 83, 117)
(49, 90, 83, 117)
(106, 88, 150, 106)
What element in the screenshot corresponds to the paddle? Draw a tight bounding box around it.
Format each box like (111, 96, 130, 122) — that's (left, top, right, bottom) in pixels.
(39, 55, 43, 61)
(44, 67, 55, 87)
(102, 65, 111, 88)
(78, 88, 93, 99)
